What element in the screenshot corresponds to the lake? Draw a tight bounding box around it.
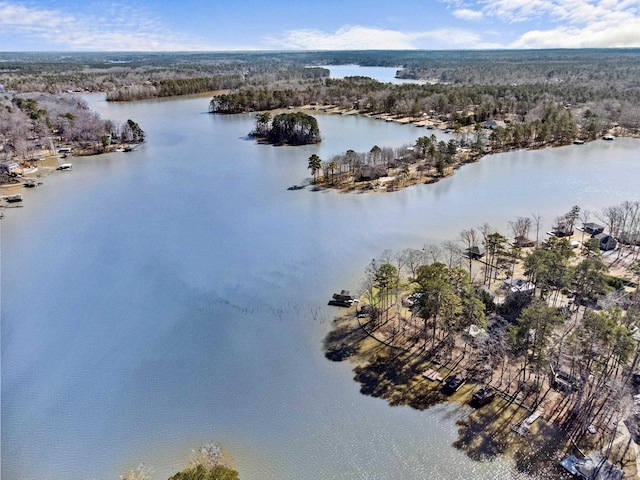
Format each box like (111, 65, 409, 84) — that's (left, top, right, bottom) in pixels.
(314, 64, 423, 84)
(2, 92, 639, 480)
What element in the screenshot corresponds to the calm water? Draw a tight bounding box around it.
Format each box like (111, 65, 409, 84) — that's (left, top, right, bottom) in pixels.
(2, 93, 640, 480)
(315, 65, 422, 84)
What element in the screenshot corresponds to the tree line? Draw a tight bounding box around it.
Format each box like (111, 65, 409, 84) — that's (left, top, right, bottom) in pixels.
(4, 50, 640, 135)
(209, 74, 640, 136)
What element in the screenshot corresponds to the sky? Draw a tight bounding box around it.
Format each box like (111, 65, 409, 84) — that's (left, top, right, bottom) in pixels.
(1, 0, 640, 51)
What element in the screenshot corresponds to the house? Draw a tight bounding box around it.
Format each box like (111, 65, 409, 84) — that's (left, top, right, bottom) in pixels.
(552, 223, 574, 237)
(1, 160, 20, 174)
(583, 222, 604, 235)
(466, 246, 485, 259)
(593, 232, 617, 251)
(514, 236, 535, 247)
(356, 164, 386, 182)
(503, 278, 536, 295)
(559, 454, 623, 480)
(483, 119, 506, 129)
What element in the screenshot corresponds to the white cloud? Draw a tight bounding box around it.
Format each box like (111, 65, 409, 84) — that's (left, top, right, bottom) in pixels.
(443, 0, 640, 48)
(477, 0, 640, 25)
(0, 1, 214, 50)
(266, 25, 501, 50)
(453, 8, 485, 20)
(482, 0, 554, 22)
(512, 21, 640, 48)
(268, 26, 417, 50)
(501, 0, 640, 47)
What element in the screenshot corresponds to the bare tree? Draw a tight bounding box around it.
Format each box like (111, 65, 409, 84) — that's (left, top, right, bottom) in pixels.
(459, 228, 478, 273)
(400, 248, 424, 281)
(120, 463, 153, 480)
(578, 208, 591, 244)
(423, 244, 442, 264)
(531, 212, 543, 246)
(441, 240, 461, 270)
(509, 216, 532, 241)
(598, 205, 623, 238)
(187, 442, 223, 470)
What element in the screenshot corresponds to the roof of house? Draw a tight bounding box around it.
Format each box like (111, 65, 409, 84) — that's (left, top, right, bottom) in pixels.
(583, 222, 604, 231)
(593, 232, 613, 241)
(514, 236, 535, 246)
(503, 278, 536, 293)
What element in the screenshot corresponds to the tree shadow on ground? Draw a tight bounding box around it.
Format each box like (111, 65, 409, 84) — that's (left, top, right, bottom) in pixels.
(454, 400, 516, 461)
(322, 315, 369, 362)
(511, 420, 571, 478)
(323, 312, 574, 477)
(353, 349, 448, 410)
(454, 397, 571, 477)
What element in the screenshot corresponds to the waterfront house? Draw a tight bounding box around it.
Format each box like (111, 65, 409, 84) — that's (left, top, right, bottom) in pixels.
(465, 245, 485, 259)
(583, 222, 604, 235)
(356, 164, 386, 182)
(483, 120, 506, 129)
(593, 232, 617, 251)
(514, 236, 535, 247)
(1, 160, 20, 174)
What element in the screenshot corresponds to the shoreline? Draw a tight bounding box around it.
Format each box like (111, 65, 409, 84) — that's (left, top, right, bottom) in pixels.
(324, 309, 575, 477)
(294, 104, 634, 195)
(323, 227, 640, 478)
(325, 303, 638, 478)
(0, 143, 141, 210)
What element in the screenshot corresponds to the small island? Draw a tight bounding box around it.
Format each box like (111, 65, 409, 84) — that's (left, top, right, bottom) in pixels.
(249, 111, 320, 146)
(120, 442, 239, 480)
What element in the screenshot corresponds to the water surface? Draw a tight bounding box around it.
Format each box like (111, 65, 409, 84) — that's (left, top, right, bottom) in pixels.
(2, 94, 639, 479)
(314, 65, 423, 84)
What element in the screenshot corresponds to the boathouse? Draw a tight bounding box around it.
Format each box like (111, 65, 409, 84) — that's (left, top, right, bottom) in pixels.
(583, 222, 604, 235)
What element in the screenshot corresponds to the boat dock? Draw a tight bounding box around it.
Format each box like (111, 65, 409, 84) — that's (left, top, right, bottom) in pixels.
(511, 410, 542, 436)
(421, 369, 443, 382)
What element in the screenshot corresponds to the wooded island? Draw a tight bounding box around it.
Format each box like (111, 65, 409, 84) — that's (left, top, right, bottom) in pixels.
(249, 111, 320, 145)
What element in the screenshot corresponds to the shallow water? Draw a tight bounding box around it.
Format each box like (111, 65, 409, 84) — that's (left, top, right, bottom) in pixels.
(2, 93, 639, 479)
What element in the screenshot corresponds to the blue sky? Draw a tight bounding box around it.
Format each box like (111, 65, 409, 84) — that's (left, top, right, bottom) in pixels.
(1, 0, 640, 51)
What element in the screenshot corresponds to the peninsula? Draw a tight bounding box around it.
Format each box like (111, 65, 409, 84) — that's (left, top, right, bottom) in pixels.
(324, 203, 640, 477)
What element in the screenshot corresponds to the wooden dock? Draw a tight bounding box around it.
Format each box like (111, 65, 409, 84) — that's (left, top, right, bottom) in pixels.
(421, 369, 443, 382)
(511, 410, 542, 437)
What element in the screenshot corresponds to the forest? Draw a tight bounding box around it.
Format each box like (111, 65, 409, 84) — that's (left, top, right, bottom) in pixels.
(250, 111, 321, 145)
(0, 91, 144, 183)
(3, 50, 640, 133)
